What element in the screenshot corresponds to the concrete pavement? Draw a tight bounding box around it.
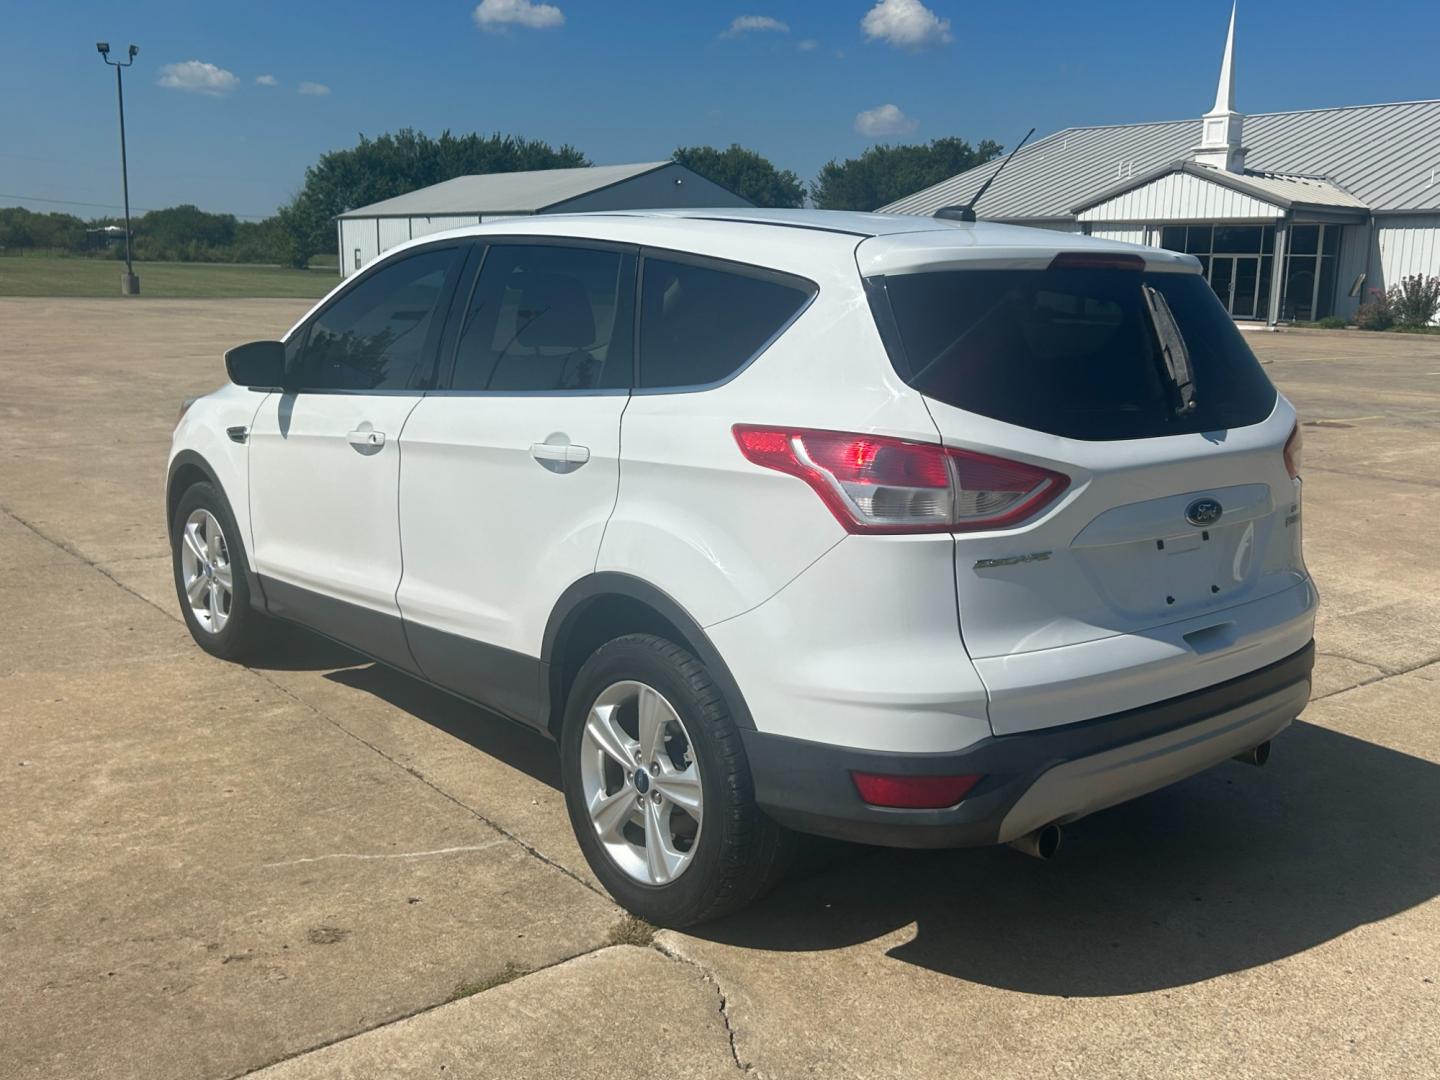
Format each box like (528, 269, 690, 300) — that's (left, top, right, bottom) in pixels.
(2, 303, 1437, 1079)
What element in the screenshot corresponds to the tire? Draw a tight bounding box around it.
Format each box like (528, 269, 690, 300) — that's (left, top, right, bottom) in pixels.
(170, 480, 267, 661)
(561, 633, 794, 927)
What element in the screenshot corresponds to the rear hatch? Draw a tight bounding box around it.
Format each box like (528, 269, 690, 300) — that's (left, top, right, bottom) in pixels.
(865, 247, 1308, 733)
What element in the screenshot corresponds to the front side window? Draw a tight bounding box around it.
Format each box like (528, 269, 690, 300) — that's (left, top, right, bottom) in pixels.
(450, 244, 635, 392)
(637, 257, 814, 389)
(297, 245, 463, 391)
(876, 266, 1276, 440)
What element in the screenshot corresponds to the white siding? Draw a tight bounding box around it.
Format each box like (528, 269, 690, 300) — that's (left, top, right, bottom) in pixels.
(377, 216, 412, 255)
(1014, 220, 1084, 233)
(1088, 224, 1151, 245)
(1078, 171, 1282, 223)
(1377, 216, 1440, 323)
(409, 214, 484, 239)
(1377, 215, 1440, 281)
(339, 218, 379, 277)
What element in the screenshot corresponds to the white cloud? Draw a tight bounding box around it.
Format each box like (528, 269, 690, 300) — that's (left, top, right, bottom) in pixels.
(298, 81, 330, 96)
(156, 60, 239, 96)
(255, 73, 278, 87)
(855, 103, 918, 137)
(473, 0, 565, 32)
(721, 15, 789, 38)
(860, 0, 953, 49)
(797, 38, 819, 51)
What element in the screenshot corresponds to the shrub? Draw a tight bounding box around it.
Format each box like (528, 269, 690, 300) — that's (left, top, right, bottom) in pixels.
(1355, 288, 1395, 331)
(1316, 315, 1347, 330)
(1388, 274, 1440, 329)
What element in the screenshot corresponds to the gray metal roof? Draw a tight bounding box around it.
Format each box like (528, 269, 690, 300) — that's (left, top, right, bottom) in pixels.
(338, 162, 672, 218)
(881, 100, 1440, 220)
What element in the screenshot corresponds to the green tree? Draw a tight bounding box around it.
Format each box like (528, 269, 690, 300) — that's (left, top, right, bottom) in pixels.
(0, 207, 88, 253)
(279, 129, 589, 267)
(134, 204, 238, 261)
(810, 137, 1004, 212)
(671, 144, 804, 208)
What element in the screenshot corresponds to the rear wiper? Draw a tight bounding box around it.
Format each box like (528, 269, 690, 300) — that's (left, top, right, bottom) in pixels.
(1143, 285, 1196, 414)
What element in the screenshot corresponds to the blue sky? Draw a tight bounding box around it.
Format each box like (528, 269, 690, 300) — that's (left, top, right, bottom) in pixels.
(3, 0, 1437, 220)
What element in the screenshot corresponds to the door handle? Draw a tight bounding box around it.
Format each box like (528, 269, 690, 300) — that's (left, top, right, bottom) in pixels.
(348, 428, 386, 454)
(529, 441, 590, 471)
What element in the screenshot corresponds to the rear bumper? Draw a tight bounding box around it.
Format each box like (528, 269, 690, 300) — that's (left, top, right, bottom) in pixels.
(743, 640, 1313, 848)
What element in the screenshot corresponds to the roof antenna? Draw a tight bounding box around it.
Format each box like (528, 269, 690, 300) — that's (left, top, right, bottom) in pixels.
(934, 128, 1035, 222)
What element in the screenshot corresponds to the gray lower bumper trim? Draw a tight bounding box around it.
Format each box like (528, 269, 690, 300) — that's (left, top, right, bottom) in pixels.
(996, 680, 1309, 842)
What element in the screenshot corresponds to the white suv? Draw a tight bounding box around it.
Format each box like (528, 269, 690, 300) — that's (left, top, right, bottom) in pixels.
(168, 209, 1316, 926)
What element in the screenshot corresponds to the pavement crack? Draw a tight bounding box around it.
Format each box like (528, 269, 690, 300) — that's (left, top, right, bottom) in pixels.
(0, 502, 179, 618)
(1310, 651, 1440, 702)
(651, 936, 753, 1074)
(262, 842, 508, 867)
(2, 503, 607, 900)
(249, 672, 612, 903)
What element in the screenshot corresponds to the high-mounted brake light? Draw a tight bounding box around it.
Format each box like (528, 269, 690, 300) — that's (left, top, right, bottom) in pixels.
(851, 772, 983, 809)
(1284, 421, 1303, 480)
(733, 426, 1068, 534)
(1048, 252, 1146, 272)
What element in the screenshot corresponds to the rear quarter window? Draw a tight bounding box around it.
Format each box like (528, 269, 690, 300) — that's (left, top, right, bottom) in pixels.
(874, 266, 1276, 440)
(637, 256, 815, 389)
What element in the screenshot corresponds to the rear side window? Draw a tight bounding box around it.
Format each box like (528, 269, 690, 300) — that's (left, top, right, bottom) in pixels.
(876, 267, 1276, 440)
(450, 244, 635, 392)
(298, 245, 463, 391)
(638, 257, 814, 389)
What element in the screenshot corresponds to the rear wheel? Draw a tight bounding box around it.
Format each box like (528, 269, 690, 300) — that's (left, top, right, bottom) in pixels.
(561, 633, 793, 926)
(171, 481, 266, 660)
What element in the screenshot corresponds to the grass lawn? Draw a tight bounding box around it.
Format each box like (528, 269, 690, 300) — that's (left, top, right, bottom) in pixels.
(0, 256, 338, 299)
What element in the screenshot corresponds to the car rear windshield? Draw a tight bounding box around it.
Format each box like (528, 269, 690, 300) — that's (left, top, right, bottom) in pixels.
(874, 266, 1277, 440)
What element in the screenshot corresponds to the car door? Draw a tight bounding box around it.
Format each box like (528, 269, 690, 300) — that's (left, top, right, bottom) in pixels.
(248, 240, 469, 670)
(396, 238, 636, 725)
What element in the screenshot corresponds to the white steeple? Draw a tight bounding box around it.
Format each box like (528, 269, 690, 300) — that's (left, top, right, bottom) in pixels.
(1194, 3, 1247, 173)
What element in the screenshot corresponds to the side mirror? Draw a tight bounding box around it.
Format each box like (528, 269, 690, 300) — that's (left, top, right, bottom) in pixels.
(224, 340, 288, 390)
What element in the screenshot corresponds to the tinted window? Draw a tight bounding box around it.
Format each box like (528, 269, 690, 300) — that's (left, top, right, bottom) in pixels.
(298, 246, 462, 391)
(450, 244, 634, 392)
(638, 258, 813, 389)
(878, 267, 1276, 440)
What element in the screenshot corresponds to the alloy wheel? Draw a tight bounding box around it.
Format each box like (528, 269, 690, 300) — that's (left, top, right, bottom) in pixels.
(579, 680, 704, 885)
(179, 508, 234, 634)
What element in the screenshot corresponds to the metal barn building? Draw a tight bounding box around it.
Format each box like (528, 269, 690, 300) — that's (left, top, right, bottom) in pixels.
(335, 161, 750, 277)
(882, 7, 1440, 325)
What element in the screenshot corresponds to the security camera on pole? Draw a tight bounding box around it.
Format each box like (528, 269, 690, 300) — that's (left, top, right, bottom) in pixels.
(96, 41, 140, 296)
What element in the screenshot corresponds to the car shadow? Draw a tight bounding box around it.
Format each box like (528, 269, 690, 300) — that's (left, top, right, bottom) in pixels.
(245, 621, 368, 671)
(245, 622, 562, 789)
(693, 721, 1440, 996)
(324, 662, 563, 791)
(238, 626, 1440, 996)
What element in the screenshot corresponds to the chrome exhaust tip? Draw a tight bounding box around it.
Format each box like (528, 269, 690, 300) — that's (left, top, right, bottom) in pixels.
(1009, 822, 1062, 860)
(1234, 740, 1271, 767)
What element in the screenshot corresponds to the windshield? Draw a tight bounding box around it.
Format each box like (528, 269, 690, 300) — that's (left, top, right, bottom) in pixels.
(874, 266, 1277, 441)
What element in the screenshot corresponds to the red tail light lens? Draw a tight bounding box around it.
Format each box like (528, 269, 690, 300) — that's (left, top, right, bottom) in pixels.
(1284, 422, 1303, 480)
(851, 772, 983, 809)
(733, 426, 1068, 534)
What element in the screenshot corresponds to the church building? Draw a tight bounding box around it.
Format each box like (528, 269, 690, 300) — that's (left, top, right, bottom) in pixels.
(882, 5, 1440, 325)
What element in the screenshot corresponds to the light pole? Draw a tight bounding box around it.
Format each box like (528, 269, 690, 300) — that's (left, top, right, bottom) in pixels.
(97, 41, 140, 295)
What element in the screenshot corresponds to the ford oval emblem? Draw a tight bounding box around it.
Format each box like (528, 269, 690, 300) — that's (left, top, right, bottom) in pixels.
(1186, 497, 1223, 527)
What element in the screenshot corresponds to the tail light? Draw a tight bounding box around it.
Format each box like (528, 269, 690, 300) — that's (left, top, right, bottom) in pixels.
(1284, 422, 1303, 480)
(733, 425, 1068, 534)
(852, 771, 983, 809)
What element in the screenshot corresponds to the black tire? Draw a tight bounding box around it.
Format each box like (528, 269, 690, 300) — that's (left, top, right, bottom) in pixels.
(170, 480, 267, 661)
(560, 633, 794, 927)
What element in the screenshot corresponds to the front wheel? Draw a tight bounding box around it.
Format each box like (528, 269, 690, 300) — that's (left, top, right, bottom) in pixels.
(170, 481, 266, 661)
(560, 634, 793, 927)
